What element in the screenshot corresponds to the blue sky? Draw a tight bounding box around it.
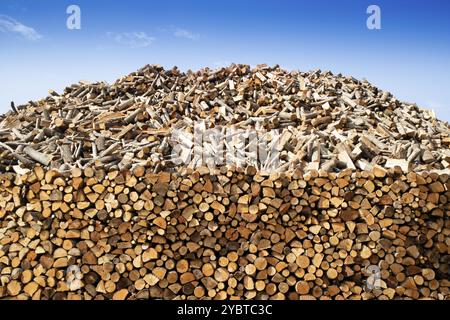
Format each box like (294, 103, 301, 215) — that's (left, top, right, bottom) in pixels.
(0, 0, 449, 121)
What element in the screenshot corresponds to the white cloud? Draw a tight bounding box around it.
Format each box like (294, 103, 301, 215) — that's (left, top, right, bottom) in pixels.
(213, 60, 232, 69)
(107, 32, 155, 48)
(174, 28, 200, 40)
(0, 15, 42, 40)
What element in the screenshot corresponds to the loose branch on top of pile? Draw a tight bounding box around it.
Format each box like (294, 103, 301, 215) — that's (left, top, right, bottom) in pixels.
(0, 64, 449, 174)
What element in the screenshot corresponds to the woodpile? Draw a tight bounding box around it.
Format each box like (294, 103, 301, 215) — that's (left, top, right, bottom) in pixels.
(0, 64, 449, 174)
(0, 64, 449, 300)
(0, 165, 448, 300)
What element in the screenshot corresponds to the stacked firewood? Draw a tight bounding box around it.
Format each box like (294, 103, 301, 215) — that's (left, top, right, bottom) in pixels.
(0, 165, 448, 300)
(0, 64, 449, 173)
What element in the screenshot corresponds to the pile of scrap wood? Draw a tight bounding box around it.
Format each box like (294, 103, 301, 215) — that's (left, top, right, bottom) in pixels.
(0, 64, 449, 174)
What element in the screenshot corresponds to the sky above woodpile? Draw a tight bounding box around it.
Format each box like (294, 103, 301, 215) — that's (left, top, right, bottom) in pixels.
(0, 0, 449, 121)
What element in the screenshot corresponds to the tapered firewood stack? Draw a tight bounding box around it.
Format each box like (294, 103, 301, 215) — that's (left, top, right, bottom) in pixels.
(0, 64, 449, 300)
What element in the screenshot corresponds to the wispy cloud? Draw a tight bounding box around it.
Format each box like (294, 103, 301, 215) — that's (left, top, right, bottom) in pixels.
(107, 32, 155, 48)
(423, 100, 444, 115)
(174, 28, 200, 40)
(213, 60, 232, 69)
(0, 15, 42, 40)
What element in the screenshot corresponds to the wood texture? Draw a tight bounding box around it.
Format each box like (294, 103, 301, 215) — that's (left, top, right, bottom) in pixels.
(0, 166, 448, 300)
